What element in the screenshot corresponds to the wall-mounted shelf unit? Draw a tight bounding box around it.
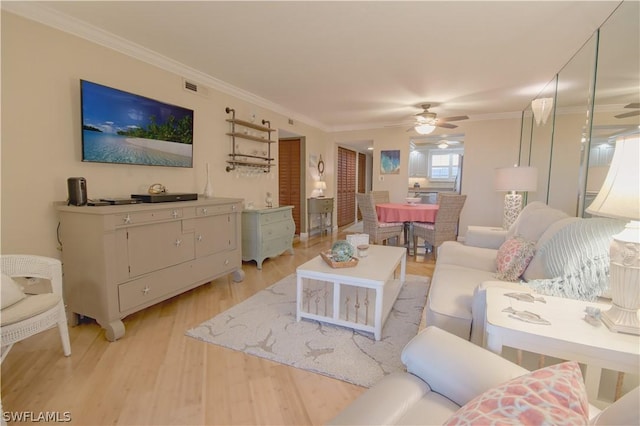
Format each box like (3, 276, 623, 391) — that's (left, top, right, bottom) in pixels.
(225, 107, 275, 173)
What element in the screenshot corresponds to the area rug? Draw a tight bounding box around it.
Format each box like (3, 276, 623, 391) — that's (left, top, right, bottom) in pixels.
(186, 273, 429, 387)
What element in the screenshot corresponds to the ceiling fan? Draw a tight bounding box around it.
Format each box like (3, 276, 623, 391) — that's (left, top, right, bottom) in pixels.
(615, 103, 640, 119)
(407, 104, 469, 134)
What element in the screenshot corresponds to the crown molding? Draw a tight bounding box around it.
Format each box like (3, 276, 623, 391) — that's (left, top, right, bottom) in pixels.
(1, 2, 330, 132)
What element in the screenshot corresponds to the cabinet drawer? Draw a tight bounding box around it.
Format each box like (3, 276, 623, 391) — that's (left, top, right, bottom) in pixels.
(308, 198, 333, 213)
(196, 203, 240, 217)
(115, 208, 183, 226)
(259, 210, 292, 225)
(191, 249, 241, 283)
(260, 236, 293, 256)
(262, 220, 294, 240)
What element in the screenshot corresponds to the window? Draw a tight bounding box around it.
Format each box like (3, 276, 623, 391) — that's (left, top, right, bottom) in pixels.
(428, 149, 463, 180)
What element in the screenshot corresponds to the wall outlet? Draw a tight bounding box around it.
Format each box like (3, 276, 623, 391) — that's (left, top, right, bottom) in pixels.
(379, 176, 384, 181)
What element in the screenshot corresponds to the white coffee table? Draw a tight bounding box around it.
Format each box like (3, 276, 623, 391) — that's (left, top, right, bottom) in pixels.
(485, 287, 640, 408)
(296, 245, 406, 340)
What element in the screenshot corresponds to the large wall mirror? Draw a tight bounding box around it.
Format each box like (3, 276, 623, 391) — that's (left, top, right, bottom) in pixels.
(583, 1, 640, 216)
(521, 1, 639, 217)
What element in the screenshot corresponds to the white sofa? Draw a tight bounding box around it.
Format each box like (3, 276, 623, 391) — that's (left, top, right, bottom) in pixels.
(424, 202, 624, 345)
(328, 326, 639, 425)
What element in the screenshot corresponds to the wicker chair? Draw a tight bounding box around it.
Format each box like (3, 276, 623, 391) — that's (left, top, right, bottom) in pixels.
(1, 255, 71, 363)
(356, 193, 403, 245)
(371, 190, 390, 205)
(413, 193, 467, 259)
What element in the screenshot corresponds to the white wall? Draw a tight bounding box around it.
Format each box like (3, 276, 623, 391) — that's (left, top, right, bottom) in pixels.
(0, 12, 330, 256)
(1, 11, 523, 257)
(331, 116, 522, 236)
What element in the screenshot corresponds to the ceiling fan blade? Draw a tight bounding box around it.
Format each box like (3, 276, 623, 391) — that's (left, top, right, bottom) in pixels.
(615, 110, 640, 119)
(624, 103, 640, 109)
(440, 115, 469, 122)
(437, 122, 458, 129)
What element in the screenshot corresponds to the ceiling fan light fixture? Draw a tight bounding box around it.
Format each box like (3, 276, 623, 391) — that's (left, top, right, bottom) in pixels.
(438, 141, 449, 149)
(415, 123, 436, 135)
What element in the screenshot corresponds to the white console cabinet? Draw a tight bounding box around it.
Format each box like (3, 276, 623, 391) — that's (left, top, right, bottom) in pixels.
(56, 198, 244, 341)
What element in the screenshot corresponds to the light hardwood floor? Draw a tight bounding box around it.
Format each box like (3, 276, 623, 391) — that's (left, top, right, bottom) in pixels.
(1, 228, 435, 425)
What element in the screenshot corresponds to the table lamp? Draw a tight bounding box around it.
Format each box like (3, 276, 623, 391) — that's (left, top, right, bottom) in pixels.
(315, 181, 327, 197)
(586, 135, 640, 335)
(494, 166, 538, 229)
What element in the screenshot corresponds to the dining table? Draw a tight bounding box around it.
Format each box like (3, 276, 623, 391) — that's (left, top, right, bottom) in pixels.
(375, 203, 439, 253)
(376, 202, 439, 223)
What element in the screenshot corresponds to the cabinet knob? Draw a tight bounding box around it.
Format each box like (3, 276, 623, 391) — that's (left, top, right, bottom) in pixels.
(172, 210, 178, 218)
(142, 286, 150, 295)
(224, 259, 229, 265)
(175, 239, 182, 247)
(197, 235, 203, 242)
(232, 205, 236, 210)
(123, 214, 131, 224)
(202, 208, 208, 215)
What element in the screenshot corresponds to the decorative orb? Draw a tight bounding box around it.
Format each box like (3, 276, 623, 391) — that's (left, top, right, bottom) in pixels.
(331, 240, 354, 262)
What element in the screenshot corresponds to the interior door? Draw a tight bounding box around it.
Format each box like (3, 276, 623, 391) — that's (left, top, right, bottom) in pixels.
(357, 152, 366, 220)
(278, 138, 301, 234)
(337, 147, 357, 227)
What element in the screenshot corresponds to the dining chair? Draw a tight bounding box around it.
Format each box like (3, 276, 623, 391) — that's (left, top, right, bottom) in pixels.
(371, 190, 390, 205)
(413, 193, 467, 260)
(1, 255, 71, 363)
(356, 193, 403, 245)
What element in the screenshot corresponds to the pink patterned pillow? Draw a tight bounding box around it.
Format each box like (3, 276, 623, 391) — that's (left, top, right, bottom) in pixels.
(444, 361, 589, 426)
(496, 236, 535, 281)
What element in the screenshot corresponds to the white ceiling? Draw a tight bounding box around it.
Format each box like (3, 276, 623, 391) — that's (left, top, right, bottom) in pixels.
(3, 1, 624, 132)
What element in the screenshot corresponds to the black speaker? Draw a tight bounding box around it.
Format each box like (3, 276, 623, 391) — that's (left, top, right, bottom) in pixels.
(67, 177, 87, 206)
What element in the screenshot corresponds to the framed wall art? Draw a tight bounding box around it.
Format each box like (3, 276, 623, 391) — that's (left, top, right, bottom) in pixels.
(380, 150, 400, 174)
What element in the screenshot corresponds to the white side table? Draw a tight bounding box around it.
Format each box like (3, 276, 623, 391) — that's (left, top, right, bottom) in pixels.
(485, 287, 640, 408)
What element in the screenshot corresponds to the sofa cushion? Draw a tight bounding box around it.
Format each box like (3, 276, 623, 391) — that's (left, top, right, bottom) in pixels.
(436, 241, 498, 273)
(495, 236, 536, 281)
(523, 218, 625, 301)
(0, 293, 60, 326)
(506, 202, 568, 243)
(444, 361, 589, 425)
(523, 217, 580, 280)
(1, 272, 26, 309)
(426, 264, 497, 339)
(326, 372, 448, 425)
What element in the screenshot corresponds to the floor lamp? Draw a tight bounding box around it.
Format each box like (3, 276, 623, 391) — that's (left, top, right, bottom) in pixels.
(586, 135, 640, 335)
(494, 166, 538, 229)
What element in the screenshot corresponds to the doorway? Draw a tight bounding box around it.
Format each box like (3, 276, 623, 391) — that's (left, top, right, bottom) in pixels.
(278, 137, 302, 234)
(337, 146, 357, 227)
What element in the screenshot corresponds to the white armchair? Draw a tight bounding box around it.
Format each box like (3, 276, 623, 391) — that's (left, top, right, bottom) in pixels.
(1, 255, 71, 362)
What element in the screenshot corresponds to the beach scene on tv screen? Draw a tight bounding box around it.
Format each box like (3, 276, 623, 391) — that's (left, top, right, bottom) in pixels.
(81, 80, 193, 167)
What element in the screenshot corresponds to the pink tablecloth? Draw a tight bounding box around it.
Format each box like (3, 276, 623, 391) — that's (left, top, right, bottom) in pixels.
(376, 203, 439, 223)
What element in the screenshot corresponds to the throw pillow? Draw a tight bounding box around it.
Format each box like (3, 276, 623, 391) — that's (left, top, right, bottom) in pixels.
(444, 361, 589, 426)
(496, 236, 535, 281)
(524, 218, 625, 301)
(1, 272, 26, 309)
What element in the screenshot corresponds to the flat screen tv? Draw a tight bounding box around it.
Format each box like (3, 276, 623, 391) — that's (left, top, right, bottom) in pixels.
(81, 80, 194, 168)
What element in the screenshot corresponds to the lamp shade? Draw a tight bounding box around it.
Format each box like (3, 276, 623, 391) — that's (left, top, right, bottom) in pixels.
(531, 97, 554, 126)
(494, 166, 538, 192)
(315, 181, 327, 190)
(586, 135, 640, 221)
